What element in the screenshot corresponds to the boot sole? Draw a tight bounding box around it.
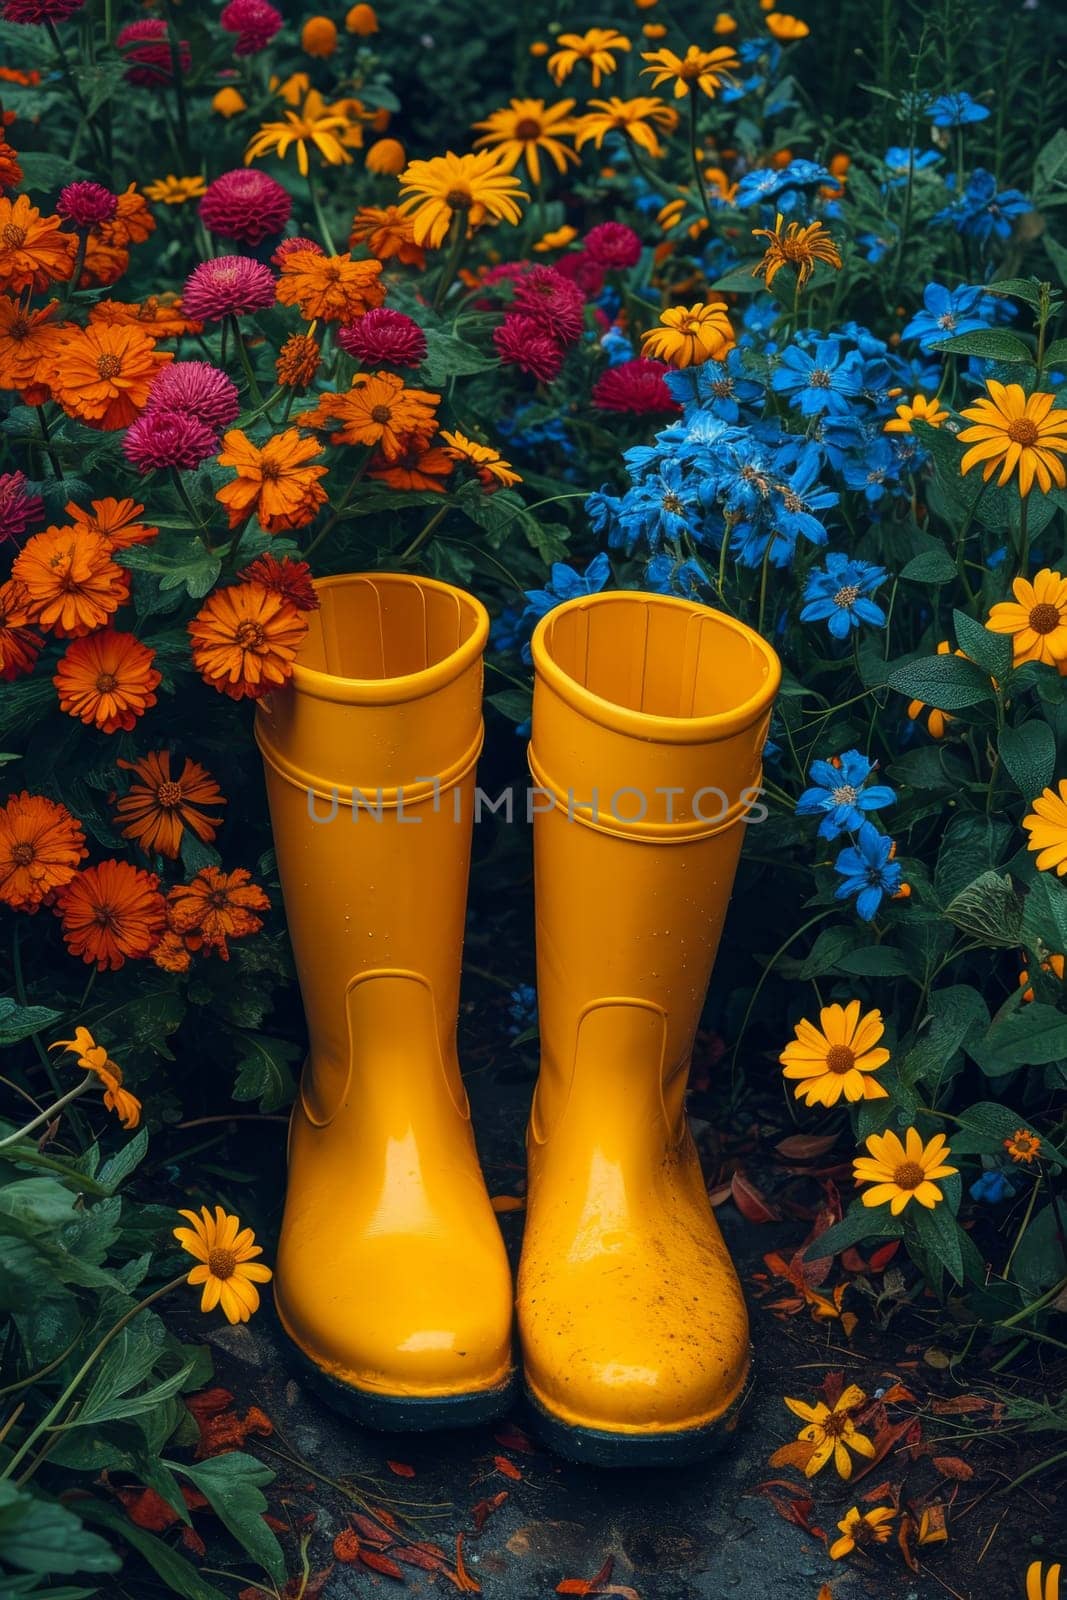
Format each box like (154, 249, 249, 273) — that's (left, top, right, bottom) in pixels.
(522, 1358, 754, 1468)
(285, 1334, 518, 1433)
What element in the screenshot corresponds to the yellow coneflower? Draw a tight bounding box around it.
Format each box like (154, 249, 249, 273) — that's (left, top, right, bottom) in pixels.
(143, 176, 208, 206)
(397, 150, 528, 248)
(986, 568, 1067, 672)
(641, 43, 739, 100)
(751, 212, 841, 290)
(174, 1205, 273, 1324)
(830, 1506, 895, 1560)
(244, 91, 359, 176)
(1004, 1128, 1042, 1163)
(440, 429, 521, 489)
(779, 1001, 890, 1108)
(853, 1128, 957, 1215)
(471, 98, 578, 185)
(884, 393, 950, 433)
(959, 382, 1067, 496)
(766, 11, 811, 40)
(573, 96, 678, 160)
(1023, 779, 1067, 876)
(533, 224, 579, 252)
(547, 28, 631, 89)
(50, 1026, 142, 1129)
(640, 301, 733, 367)
(779, 1384, 875, 1479)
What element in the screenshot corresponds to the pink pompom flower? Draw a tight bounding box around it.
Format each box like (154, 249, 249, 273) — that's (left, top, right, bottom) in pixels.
(146, 362, 240, 431)
(493, 314, 564, 383)
(584, 222, 642, 270)
(220, 0, 282, 56)
(0, 471, 44, 546)
(591, 358, 680, 415)
(123, 410, 220, 474)
(116, 18, 191, 85)
(181, 255, 276, 322)
(512, 266, 586, 346)
(1, 0, 85, 22)
(554, 250, 606, 298)
(199, 169, 292, 247)
(336, 308, 427, 369)
(57, 182, 118, 230)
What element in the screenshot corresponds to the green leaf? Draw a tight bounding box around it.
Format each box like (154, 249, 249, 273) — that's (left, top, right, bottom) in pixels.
(974, 1001, 1067, 1073)
(911, 1202, 965, 1285)
(935, 814, 1011, 900)
(998, 721, 1056, 799)
(1013, 1203, 1067, 1294)
(0, 997, 62, 1046)
(952, 609, 1013, 679)
(118, 545, 222, 601)
(1035, 127, 1067, 199)
(1043, 337, 1067, 367)
(0, 1483, 120, 1576)
(231, 1030, 300, 1112)
(901, 985, 989, 1094)
(943, 871, 1025, 947)
(418, 330, 497, 386)
(487, 689, 531, 722)
(14, 152, 93, 191)
(76, 1359, 195, 1428)
(887, 653, 995, 711)
(73, 59, 127, 117)
(790, 925, 857, 980)
(78, 1503, 229, 1600)
(96, 1127, 149, 1194)
(168, 1455, 284, 1585)
(950, 1101, 1065, 1166)
(804, 1201, 903, 1261)
(1021, 872, 1067, 955)
(899, 548, 957, 583)
(932, 330, 1034, 362)
(985, 277, 1057, 310)
(710, 262, 763, 294)
(833, 945, 912, 977)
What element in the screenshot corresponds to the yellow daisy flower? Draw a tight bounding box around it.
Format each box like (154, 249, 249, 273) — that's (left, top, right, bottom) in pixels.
(958, 381, 1067, 497)
(714, 13, 739, 34)
(471, 98, 578, 185)
(143, 175, 208, 205)
(782, 1384, 876, 1479)
(830, 1505, 895, 1560)
(640, 301, 734, 367)
(244, 91, 359, 176)
(884, 393, 950, 433)
(1027, 1561, 1061, 1600)
(853, 1127, 957, 1215)
(397, 149, 528, 248)
(751, 212, 841, 290)
(173, 1205, 273, 1324)
(986, 568, 1067, 672)
(574, 96, 679, 160)
(533, 224, 579, 252)
(779, 1001, 890, 1108)
(1023, 779, 1067, 876)
(50, 1026, 141, 1130)
(766, 11, 811, 40)
(440, 429, 521, 489)
(640, 43, 739, 100)
(547, 28, 631, 89)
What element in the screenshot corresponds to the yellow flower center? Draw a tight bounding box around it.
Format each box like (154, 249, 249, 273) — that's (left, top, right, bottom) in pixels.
(1029, 602, 1061, 635)
(95, 672, 117, 692)
(892, 1160, 925, 1191)
(207, 1246, 238, 1279)
(1, 223, 27, 247)
(825, 1043, 855, 1075)
(96, 353, 122, 379)
(1006, 417, 1039, 445)
(235, 620, 265, 650)
(515, 118, 543, 139)
(831, 785, 859, 805)
(156, 781, 183, 808)
(11, 841, 34, 866)
(833, 585, 860, 608)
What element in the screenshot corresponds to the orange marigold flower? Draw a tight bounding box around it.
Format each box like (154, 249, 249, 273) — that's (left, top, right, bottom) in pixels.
(215, 427, 329, 534)
(0, 297, 66, 392)
(0, 579, 43, 681)
(349, 204, 426, 268)
(105, 183, 156, 248)
(440, 428, 521, 489)
(151, 928, 193, 973)
(302, 370, 439, 460)
(114, 751, 226, 860)
(188, 582, 309, 701)
(1004, 1128, 1042, 1163)
(54, 629, 161, 734)
(51, 1027, 142, 1129)
(66, 496, 159, 551)
(88, 295, 203, 338)
(56, 859, 167, 971)
(275, 251, 385, 322)
(275, 331, 321, 389)
(238, 552, 319, 610)
(12, 525, 129, 638)
(368, 442, 455, 492)
(0, 791, 87, 912)
(166, 865, 270, 960)
(0, 195, 77, 293)
(79, 234, 129, 290)
(47, 322, 173, 431)
(0, 139, 23, 191)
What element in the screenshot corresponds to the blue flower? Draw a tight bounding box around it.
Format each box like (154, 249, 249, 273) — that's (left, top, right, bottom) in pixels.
(507, 984, 538, 1036)
(771, 340, 865, 416)
(833, 822, 903, 921)
(644, 552, 707, 597)
(734, 158, 838, 210)
(901, 281, 999, 353)
(797, 749, 897, 839)
(970, 1169, 1015, 1205)
(490, 604, 525, 653)
(932, 168, 1031, 244)
(926, 91, 991, 127)
(665, 349, 765, 421)
(842, 436, 904, 504)
(600, 327, 634, 366)
(586, 486, 624, 548)
(883, 146, 941, 187)
(616, 458, 707, 554)
(857, 230, 896, 264)
(800, 553, 887, 638)
(523, 552, 612, 623)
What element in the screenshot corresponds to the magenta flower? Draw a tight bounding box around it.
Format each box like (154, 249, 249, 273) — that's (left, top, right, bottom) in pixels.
(116, 18, 191, 84)
(1, 0, 85, 22)
(57, 182, 118, 229)
(220, 0, 282, 56)
(146, 362, 240, 430)
(512, 265, 586, 345)
(493, 314, 564, 383)
(271, 236, 324, 268)
(199, 169, 292, 247)
(584, 221, 642, 270)
(336, 308, 427, 369)
(123, 410, 220, 474)
(591, 358, 679, 415)
(181, 255, 276, 322)
(554, 250, 606, 298)
(0, 471, 44, 545)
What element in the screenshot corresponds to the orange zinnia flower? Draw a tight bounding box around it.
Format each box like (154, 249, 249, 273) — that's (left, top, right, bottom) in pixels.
(114, 751, 226, 859)
(79, 235, 129, 290)
(275, 331, 321, 389)
(56, 859, 167, 970)
(368, 442, 454, 492)
(0, 195, 77, 293)
(89, 295, 203, 338)
(238, 552, 318, 610)
(47, 322, 173, 431)
(0, 791, 87, 912)
(0, 580, 43, 681)
(66, 496, 159, 551)
(275, 251, 385, 322)
(188, 582, 309, 700)
(215, 428, 329, 533)
(12, 525, 129, 638)
(54, 630, 161, 733)
(166, 865, 270, 960)
(349, 205, 427, 268)
(302, 370, 439, 460)
(151, 928, 193, 973)
(0, 297, 66, 392)
(0, 138, 22, 190)
(104, 183, 156, 248)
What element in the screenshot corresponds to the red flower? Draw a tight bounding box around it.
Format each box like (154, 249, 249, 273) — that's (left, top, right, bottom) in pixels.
(0, 471, 43, 545)
(123, 409, 219, 473)
(238, 553, 319, 611)
(493, 314, 563, 382)
(181, 256, 276, 322)
(591, 357, 680, 415)
(199, 169, 292, 247)
(146, 362, 239, 430)
(512, 265, 586, 344)
(584, 221, 642, 269)
(116, 18, 190, 84)
(220, 0, 282, 55)
(58, 182, 118, 229)
(336, 308, 427, 368)
(555, 250, 606, 297)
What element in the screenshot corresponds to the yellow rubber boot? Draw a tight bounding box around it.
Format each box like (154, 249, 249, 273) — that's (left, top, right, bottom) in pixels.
(518, 590, 780, 1465)
(255, 573, 515, 1428)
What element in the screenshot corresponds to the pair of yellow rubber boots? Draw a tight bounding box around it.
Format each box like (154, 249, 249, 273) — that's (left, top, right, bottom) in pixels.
(255, 572, 780, 1466)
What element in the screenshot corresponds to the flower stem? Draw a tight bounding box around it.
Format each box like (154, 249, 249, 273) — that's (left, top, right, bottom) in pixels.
(161, 0, 190, 167)
(0, 1078, 92, 1151)
(170, 469, 215, 553)
(230, 315, 264, 408)
(303, 449, 370, 560)
(35, 407, 63, 480)
(63, 231, 89, 305)
(687, 94, 712, 224)
(45, 19, 101, 162)
(432, 216, 468, 313)
(398, 503, 448, 563)
(305, 167, 337, 255)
